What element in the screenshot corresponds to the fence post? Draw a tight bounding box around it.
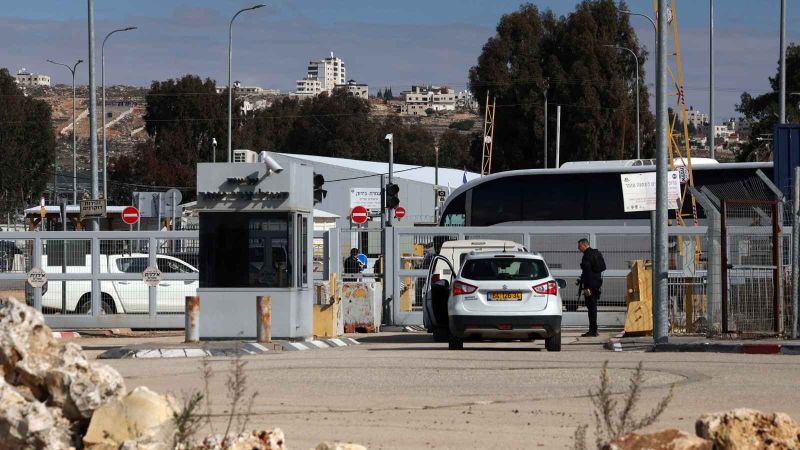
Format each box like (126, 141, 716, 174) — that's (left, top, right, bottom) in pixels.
(33, 236, 42, 311)
(773, 202, 782, 334)
(91, 236, 101, 316)
(148, 237, 157, 318)
(185, 296, 199, 342)
(257, 295, 271, 343)
(793, 167, 800, 339)
(692, 188, 722, 337)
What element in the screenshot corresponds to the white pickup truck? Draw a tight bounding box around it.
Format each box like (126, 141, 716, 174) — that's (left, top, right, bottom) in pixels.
(38, 253, 198, 314)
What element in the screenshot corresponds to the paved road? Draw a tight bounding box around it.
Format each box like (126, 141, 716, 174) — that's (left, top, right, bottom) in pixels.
(89, 331, 800, 450)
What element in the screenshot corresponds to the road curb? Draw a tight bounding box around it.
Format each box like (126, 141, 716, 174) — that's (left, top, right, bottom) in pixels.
(97, 338, 360, 359)
(279, 338, 360, 351)
(606, 338, 800, 355)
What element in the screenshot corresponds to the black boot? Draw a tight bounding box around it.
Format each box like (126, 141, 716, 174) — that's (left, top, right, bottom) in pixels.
(581, 330, 599, 337)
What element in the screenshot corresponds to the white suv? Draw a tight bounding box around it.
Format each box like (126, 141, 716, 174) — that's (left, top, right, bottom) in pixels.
(446, 251, 564, 351)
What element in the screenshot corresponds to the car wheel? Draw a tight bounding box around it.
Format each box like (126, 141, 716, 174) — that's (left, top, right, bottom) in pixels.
(75, 294, 116, 314)
(545, 332, 561, 352)
(448, 332, 464, 350)
(432, 327, 449, 343)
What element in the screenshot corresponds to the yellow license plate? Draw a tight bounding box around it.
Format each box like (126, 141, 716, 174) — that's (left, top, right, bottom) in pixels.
(489, 292, 523, 301)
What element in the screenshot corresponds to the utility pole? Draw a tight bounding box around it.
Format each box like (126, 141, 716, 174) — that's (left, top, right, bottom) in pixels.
(779, 0, 786, 124)
(87, 0, 99, 231)
(654, 0, 669, 343)
(543, 79, 549, 168)
(709, 0, 715, 159)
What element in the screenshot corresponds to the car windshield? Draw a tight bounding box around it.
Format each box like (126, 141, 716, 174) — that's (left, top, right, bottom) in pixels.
(460, 258, 548, 281)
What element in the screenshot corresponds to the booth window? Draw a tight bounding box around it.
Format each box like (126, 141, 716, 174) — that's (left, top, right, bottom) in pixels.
(298, 215, 308, 287)
(200, 212, 296, 288)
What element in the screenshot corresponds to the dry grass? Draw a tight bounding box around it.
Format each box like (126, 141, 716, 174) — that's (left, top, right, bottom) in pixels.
(573, 361, 674, 450)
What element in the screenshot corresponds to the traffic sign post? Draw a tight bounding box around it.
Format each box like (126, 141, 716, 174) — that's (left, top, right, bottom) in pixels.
(351, 205, 369, 226)
(394, 206, 406, 220)
(121, 206, 140, 225)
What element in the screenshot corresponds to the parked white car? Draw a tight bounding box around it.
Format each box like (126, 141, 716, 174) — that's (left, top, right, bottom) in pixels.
(38, 253, 198, 314)
(442, 251, 564, 351)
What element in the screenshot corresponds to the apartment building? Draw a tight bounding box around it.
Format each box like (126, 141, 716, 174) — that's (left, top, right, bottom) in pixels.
(334, 79, 369, 98)
(14, 69, 51, 87)
(295, 52, 346, 96)
(400, 85, 456, 116)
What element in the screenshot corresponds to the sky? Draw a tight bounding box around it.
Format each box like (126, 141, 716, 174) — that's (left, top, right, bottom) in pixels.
(2, 1, 798, 120)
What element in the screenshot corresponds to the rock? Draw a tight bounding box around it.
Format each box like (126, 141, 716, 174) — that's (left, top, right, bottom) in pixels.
(0, 297, 126, 422)
(193, 429, 286, 450)
(696, 408, 800, 450)
(314, 443, 368, 450)
(84, 386, 178, 448)
(604, 429, 711, 450)
(0, 377, 74, 450)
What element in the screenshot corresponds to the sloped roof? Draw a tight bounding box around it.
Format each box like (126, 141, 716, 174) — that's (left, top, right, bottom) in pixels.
(278, 153, 480, 187)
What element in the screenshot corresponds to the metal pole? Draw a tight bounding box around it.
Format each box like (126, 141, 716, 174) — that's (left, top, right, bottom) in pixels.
(101, 27, 136, 202)
(72, 63, 79, 204)
(101, 39, 106, 201)
(185, 296, 199, 342)
(634, 53, 640, 160)
(654, 0, 669, 343)
(555, 105, 561, 168)
(434, 145, 439, 186)
(709, 0, 715, 159)
(61, 198, 67, 315)
(543, 83, 548, 168)
(49, 59, 83, 204)
(387, 136, 394, 227)
(171, 191, 176, 231)
(606, 45, 640, 160)
(779, 0, 786, 124)
(793, 167, 800, 338)
(87, 0, 99, 231)
(227, 5, 266, 163)
(257, 295, 271, 342)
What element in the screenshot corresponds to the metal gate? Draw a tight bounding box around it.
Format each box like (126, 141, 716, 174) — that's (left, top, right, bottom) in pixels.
(721, 200, 782, 334)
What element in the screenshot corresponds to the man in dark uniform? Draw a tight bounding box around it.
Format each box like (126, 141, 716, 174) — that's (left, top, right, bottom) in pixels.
(578, 238, 606, 337)
(343, 248, 365, 281)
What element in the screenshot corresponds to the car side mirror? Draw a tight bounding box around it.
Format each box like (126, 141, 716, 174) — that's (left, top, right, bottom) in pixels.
(556, 278, 567, 289)
(434, 279, 450, 290)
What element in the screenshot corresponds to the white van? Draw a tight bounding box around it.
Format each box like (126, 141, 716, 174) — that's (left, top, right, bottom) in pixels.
(431, 239, 527, 281)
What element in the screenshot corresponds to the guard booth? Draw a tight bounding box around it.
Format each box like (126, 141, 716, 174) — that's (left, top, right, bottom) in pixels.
(196, 152, 313, 339)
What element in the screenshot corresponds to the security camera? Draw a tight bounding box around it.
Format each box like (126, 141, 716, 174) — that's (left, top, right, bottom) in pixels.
(384, 133, 393, 142)
(260, 151, 284, 173)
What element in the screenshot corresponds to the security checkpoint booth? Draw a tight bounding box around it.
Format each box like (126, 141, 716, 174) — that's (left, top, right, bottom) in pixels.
(196, 153, 314, 339)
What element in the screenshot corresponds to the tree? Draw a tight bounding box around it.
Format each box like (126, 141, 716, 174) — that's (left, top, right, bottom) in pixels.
(384, 87, 393, 100)
(468, 0, 653, 171)
(110, 75, 234, 201)
(0, 68, 55, 214)
(437, 129, 475, 169)
(736, 43, 800, 161)
(376, 88, 383, 99)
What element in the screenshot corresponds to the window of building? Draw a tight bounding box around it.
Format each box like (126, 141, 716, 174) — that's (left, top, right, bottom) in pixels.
(200, 212, 296, 288)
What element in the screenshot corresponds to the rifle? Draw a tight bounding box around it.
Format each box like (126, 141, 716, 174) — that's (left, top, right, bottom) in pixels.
(575, 278, 584, 301)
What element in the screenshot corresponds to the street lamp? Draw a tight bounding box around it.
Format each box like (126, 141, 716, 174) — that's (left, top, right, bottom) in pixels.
(102, 26, 137, 201)
(47, 58, 83, 204)
(228, 4, 266, 163)
(604, 45, 641, 160)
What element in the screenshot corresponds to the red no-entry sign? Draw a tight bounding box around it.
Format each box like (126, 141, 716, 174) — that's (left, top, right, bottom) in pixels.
(121, 206, 140, 225)
(394, 206, 406, 219)
(351, 205, 368, 224)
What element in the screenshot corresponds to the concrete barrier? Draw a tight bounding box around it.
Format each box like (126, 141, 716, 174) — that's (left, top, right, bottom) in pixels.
(341, 281, 381, 333)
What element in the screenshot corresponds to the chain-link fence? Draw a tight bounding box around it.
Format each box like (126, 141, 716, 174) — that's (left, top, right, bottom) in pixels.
(721, 200, 781, 335)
